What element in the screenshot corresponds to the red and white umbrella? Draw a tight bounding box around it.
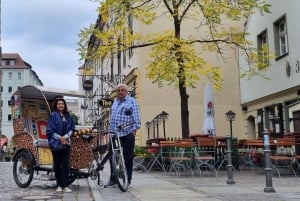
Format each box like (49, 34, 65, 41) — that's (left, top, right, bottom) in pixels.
(202, 82, 216, 136)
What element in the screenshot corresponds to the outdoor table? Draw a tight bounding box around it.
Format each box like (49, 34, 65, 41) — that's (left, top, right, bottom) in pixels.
(144, 145, 165, 172)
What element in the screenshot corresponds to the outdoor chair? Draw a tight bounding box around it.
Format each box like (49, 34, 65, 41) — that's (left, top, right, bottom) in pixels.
(238, 139, 263, 171)
(167, 139, 193, 176)
(193, 138, 217, 177)
(159, 141, 176, 173)
(294, 155, 300, 174)
(270, 137, 296, 177)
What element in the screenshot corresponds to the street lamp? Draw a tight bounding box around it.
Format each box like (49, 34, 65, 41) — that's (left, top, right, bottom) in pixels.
(225, 110, 236, 139)
(159, 111, 169, 139)
(145, 121, 152, 140)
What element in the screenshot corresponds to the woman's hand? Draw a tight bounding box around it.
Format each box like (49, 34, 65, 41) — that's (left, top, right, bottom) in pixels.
(60, 136, 68, 145)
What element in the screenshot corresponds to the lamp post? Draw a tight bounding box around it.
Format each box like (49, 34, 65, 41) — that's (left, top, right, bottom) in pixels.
(154, 115, 160, 138)
(151, 119, 156, 139)
(225, 110, 236, 139)
(159, 111, 169, 139)
(145, 121, 152, 140)
(225, 110, 236, 185)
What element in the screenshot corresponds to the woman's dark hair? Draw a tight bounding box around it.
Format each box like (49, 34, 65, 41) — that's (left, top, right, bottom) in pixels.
(52, 98, 69, 115)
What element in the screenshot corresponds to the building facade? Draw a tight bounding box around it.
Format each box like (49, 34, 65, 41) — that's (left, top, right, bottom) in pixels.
(79, 5, 250, 145)
(240, 0, 300, 139)
(0, 53, 43, 139)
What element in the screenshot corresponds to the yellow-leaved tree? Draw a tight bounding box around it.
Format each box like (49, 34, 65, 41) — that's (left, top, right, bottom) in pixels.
(78, 0, 271, 139)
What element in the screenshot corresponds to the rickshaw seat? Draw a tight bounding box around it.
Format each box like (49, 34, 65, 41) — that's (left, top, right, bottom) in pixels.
(81, 134, 95, 143)
(33, 139, 49, 148)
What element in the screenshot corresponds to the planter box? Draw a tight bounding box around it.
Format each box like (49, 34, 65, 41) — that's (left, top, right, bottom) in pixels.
(5, 156, 11, 162)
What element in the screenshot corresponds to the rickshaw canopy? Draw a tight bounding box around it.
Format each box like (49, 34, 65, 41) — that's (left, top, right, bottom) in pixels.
(15, 85, 86, 101)
(12, 85, 86, 113)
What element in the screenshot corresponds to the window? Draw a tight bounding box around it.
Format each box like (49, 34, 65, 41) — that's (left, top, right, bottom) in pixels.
(8, 114, 12, 121)
(10, 60, 16, 65)
(18, 72, 22, 80)
(274, 16, 288, 59)
(8, 100, 12, 106)
(8, 86, 12, 93)
(265, 104, 284, 137)
(257, 30, 269, 68)
(128, 14, 134, 59)
(8, 72, 12, 80)
(0, 86, 3, 92)
(117, 38, 122, 74)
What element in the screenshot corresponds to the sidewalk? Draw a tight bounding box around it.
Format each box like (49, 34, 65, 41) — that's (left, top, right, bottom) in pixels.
(87, 167, 300, 201)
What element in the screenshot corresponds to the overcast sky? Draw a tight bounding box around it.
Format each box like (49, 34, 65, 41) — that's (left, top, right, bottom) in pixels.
(1, 0, 99, 90)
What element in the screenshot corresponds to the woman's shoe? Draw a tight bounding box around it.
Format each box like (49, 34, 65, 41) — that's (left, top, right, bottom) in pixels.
(56, 186, 62, 192)
(63, 187, 72, 193)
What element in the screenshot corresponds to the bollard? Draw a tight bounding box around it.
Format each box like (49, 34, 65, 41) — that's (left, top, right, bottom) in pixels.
(263, 129, 275, 192)
(226, 135, 235, 184)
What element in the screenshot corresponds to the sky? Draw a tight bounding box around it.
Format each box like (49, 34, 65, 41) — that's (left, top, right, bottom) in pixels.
(1, 0, 99, 90)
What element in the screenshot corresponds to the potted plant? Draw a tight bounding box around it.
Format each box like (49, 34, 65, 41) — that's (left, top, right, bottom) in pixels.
(134, 146, 152, 171)
(134, 146, 152, 158)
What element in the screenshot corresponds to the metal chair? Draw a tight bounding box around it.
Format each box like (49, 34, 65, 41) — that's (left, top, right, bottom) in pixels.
(270, 137, 296, 177)
(167, 139, 193, 176)
(193, 138, 217, 177)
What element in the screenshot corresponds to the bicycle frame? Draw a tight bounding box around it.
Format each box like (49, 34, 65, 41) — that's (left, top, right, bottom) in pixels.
(82, 129, 128, 192)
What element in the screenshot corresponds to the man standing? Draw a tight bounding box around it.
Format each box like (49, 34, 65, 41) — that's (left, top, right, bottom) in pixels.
(105, 83, 141, 187)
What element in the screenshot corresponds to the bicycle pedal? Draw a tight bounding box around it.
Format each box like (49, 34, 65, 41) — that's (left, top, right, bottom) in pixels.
(97, 165, 104, 171)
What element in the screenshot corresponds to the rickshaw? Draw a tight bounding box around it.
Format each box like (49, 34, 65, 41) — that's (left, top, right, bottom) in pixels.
(11, 85, 129, 192)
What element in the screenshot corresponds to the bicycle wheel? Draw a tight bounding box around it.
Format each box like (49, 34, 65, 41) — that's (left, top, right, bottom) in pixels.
(111, 150, 128, 192)
(13, 151, 34, 188)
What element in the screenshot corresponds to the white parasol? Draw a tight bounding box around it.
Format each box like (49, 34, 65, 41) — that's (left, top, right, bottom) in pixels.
(202, 82, 216, 136)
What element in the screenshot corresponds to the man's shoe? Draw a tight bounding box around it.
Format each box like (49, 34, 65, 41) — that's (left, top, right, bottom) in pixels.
(104, 180, 116, 188)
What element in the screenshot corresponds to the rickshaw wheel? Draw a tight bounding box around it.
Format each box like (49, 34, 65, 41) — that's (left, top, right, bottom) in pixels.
(13, 151, 34, 188)
(112, 151, 128, 192)
(68, 169, 76, 185)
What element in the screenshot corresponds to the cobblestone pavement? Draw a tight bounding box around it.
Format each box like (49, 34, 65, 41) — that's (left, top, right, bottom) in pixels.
(148, 170, 300, 201)
(95, 163, 300, 201)
(2, 161, 300, 201)
(0, 162, 95, 201)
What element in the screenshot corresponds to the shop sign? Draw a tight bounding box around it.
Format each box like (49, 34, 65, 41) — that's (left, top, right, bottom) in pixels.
(82, 80, 93, 91)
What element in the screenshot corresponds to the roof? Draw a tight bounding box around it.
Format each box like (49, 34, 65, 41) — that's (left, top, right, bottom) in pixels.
(1, 53, 28, 69)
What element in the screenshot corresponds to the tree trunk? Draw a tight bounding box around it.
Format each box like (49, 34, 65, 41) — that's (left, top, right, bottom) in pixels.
(179, 82, 190, 139)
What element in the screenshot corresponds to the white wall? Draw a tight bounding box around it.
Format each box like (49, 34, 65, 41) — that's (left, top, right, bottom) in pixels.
(240, 0, 300, 104)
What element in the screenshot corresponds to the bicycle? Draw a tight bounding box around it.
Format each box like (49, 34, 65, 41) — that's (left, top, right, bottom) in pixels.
(81, 122, 135, 192)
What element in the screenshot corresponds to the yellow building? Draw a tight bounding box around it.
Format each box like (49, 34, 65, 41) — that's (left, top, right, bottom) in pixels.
(78, 3, 247, 145)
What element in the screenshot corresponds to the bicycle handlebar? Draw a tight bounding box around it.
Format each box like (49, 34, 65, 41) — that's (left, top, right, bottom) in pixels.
(117, 121, 136, 130)
(97, 121, 136, 135)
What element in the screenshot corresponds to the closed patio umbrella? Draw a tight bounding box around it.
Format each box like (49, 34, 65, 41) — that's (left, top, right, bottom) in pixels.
(202, 82, 216, 136)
